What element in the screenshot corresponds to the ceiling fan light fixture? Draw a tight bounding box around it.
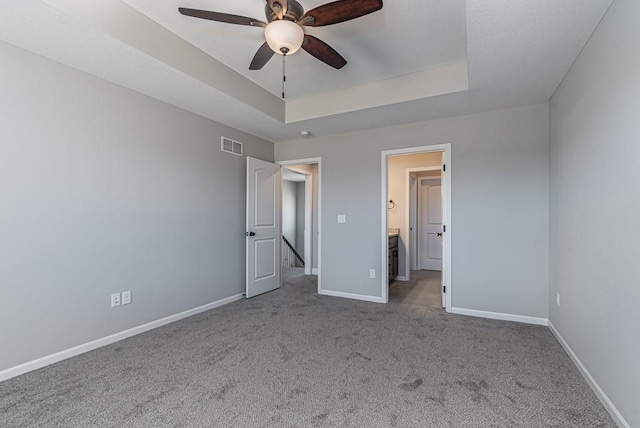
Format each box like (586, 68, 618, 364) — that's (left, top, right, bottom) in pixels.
(264, 20, 304, 55)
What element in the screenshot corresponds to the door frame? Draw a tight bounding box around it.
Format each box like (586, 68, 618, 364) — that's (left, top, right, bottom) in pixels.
(277, 157, 322, 294)
(381, 144, 452, 312)
(303, 174, 312, 275)
(405, 166, 442, 277)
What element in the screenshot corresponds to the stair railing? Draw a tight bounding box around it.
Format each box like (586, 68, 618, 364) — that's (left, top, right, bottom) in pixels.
(282, 235, 305, 267)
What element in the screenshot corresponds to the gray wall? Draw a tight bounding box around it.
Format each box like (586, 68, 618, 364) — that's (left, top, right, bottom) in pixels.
(276, 103, 550, 318)
(0, 42, 273, 372)
(549, 0, 640, 425)
(282, 180, 297, 245)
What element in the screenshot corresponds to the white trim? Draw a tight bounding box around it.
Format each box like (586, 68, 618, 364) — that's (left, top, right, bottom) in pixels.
(304, 174, 312, 275)
(451, 307, 549, 326)
(319, 289, 385, 304)
(381, 144, 452, 312)
(277, 158, 322, 294)
(317, 160, 322, 295)
(0, 294, 244, 383)
(394, 275, 409, 281)
(548, 322, 630, 428)
(409, 174, 418, 271)
(441, 148, 452, 312)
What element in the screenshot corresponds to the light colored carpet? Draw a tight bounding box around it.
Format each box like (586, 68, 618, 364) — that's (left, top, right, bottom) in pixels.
(0, 269, 615, 427)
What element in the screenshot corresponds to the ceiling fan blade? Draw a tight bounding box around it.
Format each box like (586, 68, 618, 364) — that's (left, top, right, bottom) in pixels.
(300, 0, 382, 26)
(178, 8, 266, 27)
(302, 35, 347, 69)
(249, 42, 276, 70)
(266, 0, 287, 20)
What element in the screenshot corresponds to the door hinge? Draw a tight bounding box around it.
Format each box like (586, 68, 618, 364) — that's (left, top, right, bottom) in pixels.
(443, 225, 446, 233)
(443, 164, 446, 172)
(443, 286, 446, 293)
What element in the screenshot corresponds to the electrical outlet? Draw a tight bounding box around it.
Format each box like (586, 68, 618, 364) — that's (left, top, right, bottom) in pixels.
(369, 269, 376, 279)
(337, 214, 346, 224)
(111, 293, 121, 308)
(122, 290, 131, 305)
(556, 292, 560, 307)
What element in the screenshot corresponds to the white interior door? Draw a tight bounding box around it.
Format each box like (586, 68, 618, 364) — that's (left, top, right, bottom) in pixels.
(419, 178, 443, 271)
(246, 157, 281, 298)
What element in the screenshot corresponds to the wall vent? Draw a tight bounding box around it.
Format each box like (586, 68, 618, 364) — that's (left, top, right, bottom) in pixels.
(221, 137, 243, 157)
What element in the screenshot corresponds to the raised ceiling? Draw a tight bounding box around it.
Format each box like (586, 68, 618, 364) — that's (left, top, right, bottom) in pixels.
(122, 0, 468, 100)
(0, 0, 612, 142)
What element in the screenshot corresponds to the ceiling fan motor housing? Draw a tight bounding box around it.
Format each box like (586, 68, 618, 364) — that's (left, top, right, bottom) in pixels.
(265, 0, 304, 22)
(178, 0, 383, 70)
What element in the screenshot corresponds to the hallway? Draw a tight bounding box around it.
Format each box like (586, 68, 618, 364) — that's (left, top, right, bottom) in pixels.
(389, 270, 442, 309)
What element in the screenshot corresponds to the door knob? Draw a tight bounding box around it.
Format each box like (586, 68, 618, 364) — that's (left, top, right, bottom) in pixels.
(246, 231, 256, 237)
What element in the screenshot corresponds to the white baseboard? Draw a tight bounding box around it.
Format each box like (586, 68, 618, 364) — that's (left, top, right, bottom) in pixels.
(0, 293, 244, 383)
(393, 276, 409, 281)
(319, 289, 385, 304)
(312, 268, 319, 275)
(451, 307, 549, 326)
(548, 322, 629, 428)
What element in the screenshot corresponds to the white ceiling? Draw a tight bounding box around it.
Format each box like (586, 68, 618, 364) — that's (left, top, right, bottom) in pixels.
(0, 0, 612, 143)
(282, 168, 306, 182)
(122, 0, 468, 100)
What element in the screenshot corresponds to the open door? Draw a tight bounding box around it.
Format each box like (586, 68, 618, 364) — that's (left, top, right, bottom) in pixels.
(418, 178, 443, 271)
(246, 157, 281, 298)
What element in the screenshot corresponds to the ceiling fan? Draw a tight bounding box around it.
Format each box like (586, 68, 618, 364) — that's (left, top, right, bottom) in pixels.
(178, 0, 384, 70)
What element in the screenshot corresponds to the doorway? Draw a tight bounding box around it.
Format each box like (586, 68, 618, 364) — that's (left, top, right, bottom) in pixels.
(281, 168, 309, 271)
(381, 144, 451, 312)
(245, 157, 322, 298)
(278, 158, 322, 294)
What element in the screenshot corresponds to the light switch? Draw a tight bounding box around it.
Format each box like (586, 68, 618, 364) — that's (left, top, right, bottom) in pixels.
(337, 214, 346, 224)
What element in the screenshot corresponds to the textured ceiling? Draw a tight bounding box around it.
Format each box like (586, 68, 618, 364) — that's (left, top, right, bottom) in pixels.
(122, 0, 468, 99)
(0, 0, 613, 143)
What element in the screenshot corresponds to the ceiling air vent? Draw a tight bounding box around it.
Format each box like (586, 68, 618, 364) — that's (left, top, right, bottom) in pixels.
(221, 136, 243, 157)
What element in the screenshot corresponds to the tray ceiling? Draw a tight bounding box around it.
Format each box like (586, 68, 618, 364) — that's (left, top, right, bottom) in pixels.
(0, 0, 612, 142)
(122, 0, 468, 100)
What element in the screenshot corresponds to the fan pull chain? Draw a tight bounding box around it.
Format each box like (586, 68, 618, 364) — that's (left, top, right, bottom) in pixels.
(281, 47, 289, 99)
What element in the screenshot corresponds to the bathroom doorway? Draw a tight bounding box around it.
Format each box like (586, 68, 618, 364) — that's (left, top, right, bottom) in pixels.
(381, 144, 451, 311)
